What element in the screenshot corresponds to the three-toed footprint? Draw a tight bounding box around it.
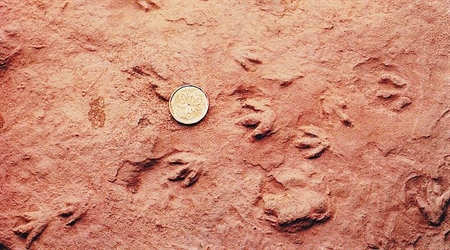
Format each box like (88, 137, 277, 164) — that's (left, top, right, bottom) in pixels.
(293, 125, 330, 159)
(235, 99, 276, 140)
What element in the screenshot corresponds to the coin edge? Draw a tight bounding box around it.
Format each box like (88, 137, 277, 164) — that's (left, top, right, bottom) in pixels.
(168, 85, 209, 125)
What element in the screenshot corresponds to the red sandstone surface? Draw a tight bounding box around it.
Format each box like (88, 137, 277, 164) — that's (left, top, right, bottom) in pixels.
(1, 1, 450, 249)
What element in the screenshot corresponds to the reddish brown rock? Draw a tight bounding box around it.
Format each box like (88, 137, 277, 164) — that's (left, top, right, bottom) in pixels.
(0, 0, 449, 249)
(263, 189, 331, 232)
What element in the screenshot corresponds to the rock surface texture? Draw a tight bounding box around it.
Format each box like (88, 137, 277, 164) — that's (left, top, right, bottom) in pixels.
(1, 0, 450, 249)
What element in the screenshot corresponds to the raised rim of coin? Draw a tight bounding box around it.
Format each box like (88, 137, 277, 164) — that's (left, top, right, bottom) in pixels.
(168, 85, 209, 125)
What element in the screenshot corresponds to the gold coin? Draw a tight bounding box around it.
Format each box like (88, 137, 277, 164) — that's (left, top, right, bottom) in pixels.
(169, 85, 209, 125)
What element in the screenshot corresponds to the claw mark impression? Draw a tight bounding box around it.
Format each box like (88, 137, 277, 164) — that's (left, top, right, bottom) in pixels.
(294, 125, 329, 159)
(321, 89, 352, 126)
(377, 73, 412, 112)
(136, 0, 160, 11)
(415, 179, 450, 226)
(167, 152, 204, 187)
(236, 99, 276, 140)
(232, 46, 266, 71)
(14, 195, 90, 249)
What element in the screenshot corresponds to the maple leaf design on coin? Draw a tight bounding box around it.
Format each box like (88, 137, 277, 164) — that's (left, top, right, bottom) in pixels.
(169, 85, 209, 125)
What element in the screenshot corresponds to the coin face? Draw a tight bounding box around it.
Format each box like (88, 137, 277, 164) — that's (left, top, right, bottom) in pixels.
(169, 85, 209, 125)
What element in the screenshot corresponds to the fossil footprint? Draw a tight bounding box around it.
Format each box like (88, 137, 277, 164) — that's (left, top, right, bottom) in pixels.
(376, 73, 412, 112)
(263, 189, 331, 232)
(415, 179, 450, 226)
(321, 90, 352, 126)
(112, 158, 160, 193)
(14, 195, 90, 249)
(231, 46, 266, 71)
(236, 99, 276, 140)
(166, 152, 204, 187)
(294, 125, 329, 159)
